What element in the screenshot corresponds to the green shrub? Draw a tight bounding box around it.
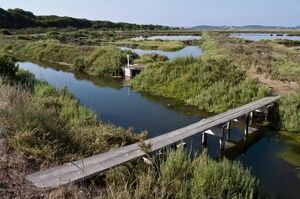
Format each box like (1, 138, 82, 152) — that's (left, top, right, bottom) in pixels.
(278, 90, 300, 132)
(34, 83, 58, 97)
(191, 158, 258, 198)
(15, 69, 36, 87)
(134, 53, 168, 65)
(0, 29, 11, 35)
(86, 46, 128, 77)
(73, 56, 86, 71)
(0, 54, 18, 79)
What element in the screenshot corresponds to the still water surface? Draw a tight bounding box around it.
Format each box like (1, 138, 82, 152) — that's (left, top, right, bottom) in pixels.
(18, 61, 300, 199)
(131, 35, 201, 41)
(230, 33, 300, 41)
(120, 46, 202, 60)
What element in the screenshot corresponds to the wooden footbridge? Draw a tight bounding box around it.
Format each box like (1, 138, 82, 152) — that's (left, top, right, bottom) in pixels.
(26, 96, 280, 189)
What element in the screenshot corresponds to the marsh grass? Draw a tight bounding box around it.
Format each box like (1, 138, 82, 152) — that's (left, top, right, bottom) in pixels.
(114, 39, 185, 51)
(277, 90, 300, 132)
(0, 38, 138, 77)
(134, 53, 168, 65)
(0, 76, 142, 163)
(201, 32, 300, 82)
(102, 148, 271, 199)
(131, 56, 270, 113)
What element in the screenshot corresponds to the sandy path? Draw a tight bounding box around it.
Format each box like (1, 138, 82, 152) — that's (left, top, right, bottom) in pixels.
(247, 67, 299, 95)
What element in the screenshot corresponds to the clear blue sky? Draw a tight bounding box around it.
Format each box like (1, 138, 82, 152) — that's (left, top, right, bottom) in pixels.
(1, 0, 300, 27)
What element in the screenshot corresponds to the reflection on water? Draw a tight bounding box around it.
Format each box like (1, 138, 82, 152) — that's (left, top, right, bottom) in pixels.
(131, 35, 201, 41)
(17, 61, 205, 137)
(120, 46, 202, 60)
(17, 60, 300, 198)
(238, 132, 300, 199)
(230, 33, 300, 41)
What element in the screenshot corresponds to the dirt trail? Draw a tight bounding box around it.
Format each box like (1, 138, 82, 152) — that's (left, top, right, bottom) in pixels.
(247, 67, 299, 95)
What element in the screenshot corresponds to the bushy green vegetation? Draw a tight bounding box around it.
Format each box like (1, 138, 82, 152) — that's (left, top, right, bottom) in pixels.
(8, 84, 141, 162)
(277, 90, 300, 132)
(134, 53, 168, 65)
(103, 148, 270, 199)
(0, 38, 138, 77)
(20, 40, 84, 66)
(85, 46, 137, 77)
(131, 56, 270, 113)
(0, 8, 170, 30)
(114, 39, 185, 51)
(273, 39, 300, 47)
(0, 53, 18, 79)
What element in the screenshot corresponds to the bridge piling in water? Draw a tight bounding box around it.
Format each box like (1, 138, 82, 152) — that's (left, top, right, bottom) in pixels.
(244, 113, 250, 137)
(201, 132, 207, 146)
(226, 121, 231, 140)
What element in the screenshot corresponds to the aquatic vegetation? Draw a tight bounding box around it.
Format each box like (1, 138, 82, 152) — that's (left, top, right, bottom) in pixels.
(277, 132, 300, 178)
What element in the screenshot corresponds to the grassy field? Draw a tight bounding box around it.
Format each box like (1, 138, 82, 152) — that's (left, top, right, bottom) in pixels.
(114, 39, 186, 51)
(201, 32, 300, 83)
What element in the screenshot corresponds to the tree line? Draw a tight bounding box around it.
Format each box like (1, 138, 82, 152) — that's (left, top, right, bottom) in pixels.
(0, 8, 171, 30)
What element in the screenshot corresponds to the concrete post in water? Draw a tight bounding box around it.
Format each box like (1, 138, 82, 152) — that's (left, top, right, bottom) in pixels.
(202, 132, 207, 147)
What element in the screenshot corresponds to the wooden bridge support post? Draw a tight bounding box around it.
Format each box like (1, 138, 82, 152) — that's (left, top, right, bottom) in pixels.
(202, 132, 207, 147)
(219, 126, 227, 151)
(226, 121, 231, 140)
(244, 113, 250, 137)
(249, 111, 253, 126)
(264, 106, 269, 121)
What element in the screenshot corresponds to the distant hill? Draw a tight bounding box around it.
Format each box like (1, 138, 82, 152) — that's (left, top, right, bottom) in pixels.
(190, 25, 300, 30)
(0, 8, 170, 30)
